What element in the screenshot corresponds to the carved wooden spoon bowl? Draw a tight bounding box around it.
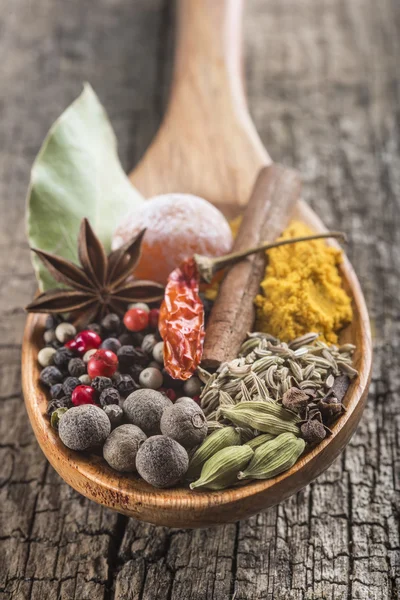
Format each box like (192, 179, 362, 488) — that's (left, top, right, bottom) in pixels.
(22, 0, 372, 528)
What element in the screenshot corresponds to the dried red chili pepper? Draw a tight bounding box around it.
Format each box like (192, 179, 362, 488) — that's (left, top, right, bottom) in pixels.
(159, 257, 205, 381)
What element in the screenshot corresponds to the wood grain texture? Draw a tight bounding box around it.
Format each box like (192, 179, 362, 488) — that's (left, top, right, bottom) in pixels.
(21, 0, 371, 528)
(0, 0, 399, 598)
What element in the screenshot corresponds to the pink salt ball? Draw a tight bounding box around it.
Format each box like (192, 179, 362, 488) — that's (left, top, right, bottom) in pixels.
(112, 194, 233, 284)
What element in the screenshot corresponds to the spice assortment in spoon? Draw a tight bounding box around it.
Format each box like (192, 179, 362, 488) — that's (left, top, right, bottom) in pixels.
(25, 87, 359, 492)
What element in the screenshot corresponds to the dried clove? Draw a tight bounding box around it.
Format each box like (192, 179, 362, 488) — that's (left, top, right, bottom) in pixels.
(317, 395, 344, 422)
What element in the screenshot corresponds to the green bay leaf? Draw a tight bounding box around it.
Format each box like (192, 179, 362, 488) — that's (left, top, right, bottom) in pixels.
(27, 83, 144, 291)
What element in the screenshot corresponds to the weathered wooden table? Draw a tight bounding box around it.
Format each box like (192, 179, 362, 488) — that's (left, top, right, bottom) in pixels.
(0, 1, 399, 598)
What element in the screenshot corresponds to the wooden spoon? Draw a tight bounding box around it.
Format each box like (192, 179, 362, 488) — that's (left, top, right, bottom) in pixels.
(22, 0, 372, 528)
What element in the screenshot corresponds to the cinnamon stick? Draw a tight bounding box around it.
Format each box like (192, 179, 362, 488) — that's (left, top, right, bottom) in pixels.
(201, 164, 301, 369)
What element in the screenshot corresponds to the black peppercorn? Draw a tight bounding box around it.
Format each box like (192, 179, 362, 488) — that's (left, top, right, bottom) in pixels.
(103, 404, 124, 429)
(117, 346, 148, 370)
(99, 387, 120, 407)
(91, 376, 113, 393)
(68, 357, 86, 378)
(101, 313, 121, 334)
(101, 337, 121, 353)
(127, 365, 143, 384)
(45, 314, 63, 330)
(46, 396, 72, 416)
(50, 383, 64, 400)
(53, 348, 76, 372)
(161, 368, 184, 390)
(50, 340, 64, 350)
(118, 332, 145, 347)
(63, 377, 81, 396)
(113, 373, 138, 396)
(87, 322, 102, 336)
(40, 366, 63, 387)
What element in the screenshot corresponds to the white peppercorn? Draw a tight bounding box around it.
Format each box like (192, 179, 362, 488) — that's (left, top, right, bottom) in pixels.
(123, 389, 172, 436)
(38, 347, 56, 367)
(79, 374, 91, 385)
(148, 361, 162, 370)
(152, 341, 164, 364)
(128, 302, 150, 313)
(55, 322, 76, 343)
(43, 329, 56, 345)
(141, 334, 158, 355)
(160, 398, 207, 449)
(103, 424, 147, 472)
(139, 367, 163, 389)
(83, 348, 97, 363)
(136, 436, 189, 488)
(58, 405, 111, 450)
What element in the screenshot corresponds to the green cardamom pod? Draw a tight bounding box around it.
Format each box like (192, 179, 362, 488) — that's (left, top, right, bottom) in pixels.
(186, 426, 242, 480)
(241, 400, 300, 421)
(238, 432, 306, 481)
(190, 445, 254, 491)
(245, 433, 276, 450)
(219, 401, 300, 436)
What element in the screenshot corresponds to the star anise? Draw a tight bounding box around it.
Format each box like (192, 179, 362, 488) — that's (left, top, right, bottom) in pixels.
(26, 218, 164, 326)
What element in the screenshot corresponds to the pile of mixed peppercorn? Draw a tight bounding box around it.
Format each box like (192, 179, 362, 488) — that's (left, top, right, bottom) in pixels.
(38, 303, 204, 429)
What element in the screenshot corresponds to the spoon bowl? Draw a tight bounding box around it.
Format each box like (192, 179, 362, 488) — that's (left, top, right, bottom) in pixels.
(21, 0, 372, 527)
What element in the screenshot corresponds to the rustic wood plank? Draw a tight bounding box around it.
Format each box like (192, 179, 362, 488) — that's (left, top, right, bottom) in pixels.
(0, 0, 399, 599)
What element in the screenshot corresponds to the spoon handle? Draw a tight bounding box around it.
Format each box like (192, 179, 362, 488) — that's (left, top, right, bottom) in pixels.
(167, 0, 271, 162)
(130, 0, 270, 207)
(171, 0, 246, 109)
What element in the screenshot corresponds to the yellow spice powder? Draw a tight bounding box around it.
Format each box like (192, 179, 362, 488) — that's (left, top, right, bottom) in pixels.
(254, 221, 352, 344)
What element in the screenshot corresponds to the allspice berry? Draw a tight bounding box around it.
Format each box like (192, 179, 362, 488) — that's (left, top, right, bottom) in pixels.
(123, 389, 172, 436)
(59, 405, 111, 451)
(136, 435, 189, 488)
(160, 397, 207, 449)
(103, 424, 147, 472)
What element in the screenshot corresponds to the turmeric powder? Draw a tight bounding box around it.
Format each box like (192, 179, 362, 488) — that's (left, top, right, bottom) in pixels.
(254, 221, 352, 344)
